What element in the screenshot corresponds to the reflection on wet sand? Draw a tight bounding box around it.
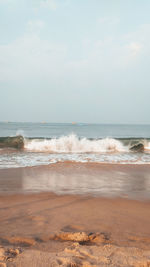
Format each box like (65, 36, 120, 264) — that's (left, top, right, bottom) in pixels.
(0, 163, 150, 200)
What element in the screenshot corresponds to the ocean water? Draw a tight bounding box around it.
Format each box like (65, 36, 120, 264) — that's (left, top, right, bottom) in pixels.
(0, 122, 150, 169)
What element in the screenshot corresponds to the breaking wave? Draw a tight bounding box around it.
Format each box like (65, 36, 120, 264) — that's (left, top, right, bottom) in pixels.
(24, 134, 127, 153)
(144, 142, 150, 151)
(0, 135, 24, 149)
(0, 134, 150, 153)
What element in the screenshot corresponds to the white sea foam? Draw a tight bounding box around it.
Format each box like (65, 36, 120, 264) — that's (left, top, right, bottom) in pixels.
(144, 142, 150, 151)
(1, 151, 150, 169)
(24, 134, 128, 153)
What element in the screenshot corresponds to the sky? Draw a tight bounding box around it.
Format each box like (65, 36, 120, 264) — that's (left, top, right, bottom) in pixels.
(0, 0, 150, 124)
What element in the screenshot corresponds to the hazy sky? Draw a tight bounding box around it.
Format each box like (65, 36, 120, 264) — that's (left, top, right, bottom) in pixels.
(0, 0, 150, 124)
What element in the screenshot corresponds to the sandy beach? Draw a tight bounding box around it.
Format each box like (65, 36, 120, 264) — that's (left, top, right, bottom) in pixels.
(0, 163, 150, 266)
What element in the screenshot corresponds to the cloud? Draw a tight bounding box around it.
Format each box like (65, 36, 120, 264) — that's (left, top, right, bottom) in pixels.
(27, 20, 45, 33)
(40, 0, 58, 10)
(0, 0, 14, 3)
(0, 21, 149, 89)
(39, 0, 71, 11)
(127, 42, 142, 56)
(65, 24, 150, 84)
(0, 0, 19, 7)
(0, 21, 67, 82)
(97, 17, 120, 25)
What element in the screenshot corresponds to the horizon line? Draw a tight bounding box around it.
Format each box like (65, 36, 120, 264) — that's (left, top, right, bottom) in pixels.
(0, 121, 150, 126)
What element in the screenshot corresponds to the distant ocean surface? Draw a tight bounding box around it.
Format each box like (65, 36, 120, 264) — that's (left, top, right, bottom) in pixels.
(0, 122, 150, 169)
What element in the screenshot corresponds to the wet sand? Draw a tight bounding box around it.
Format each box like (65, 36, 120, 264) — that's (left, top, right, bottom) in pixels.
(0, 163, 150, 266)
(0, 162, 150, 199)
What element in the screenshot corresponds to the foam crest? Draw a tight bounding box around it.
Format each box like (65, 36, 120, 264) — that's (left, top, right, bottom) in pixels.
(144, 142, 150, 151)
(24, 134, 127, 153)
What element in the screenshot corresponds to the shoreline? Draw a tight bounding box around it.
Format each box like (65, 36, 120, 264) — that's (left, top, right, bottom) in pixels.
(0, 162, 150, 200)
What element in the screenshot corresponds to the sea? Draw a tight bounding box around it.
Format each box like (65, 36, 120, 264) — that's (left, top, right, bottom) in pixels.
(0, 122, 150, 169)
